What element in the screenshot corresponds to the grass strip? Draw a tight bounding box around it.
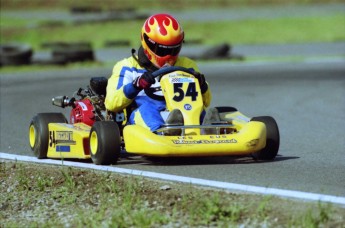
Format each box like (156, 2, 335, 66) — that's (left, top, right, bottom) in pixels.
(1, 14, 344, 50)
(1, 161, 344, 227)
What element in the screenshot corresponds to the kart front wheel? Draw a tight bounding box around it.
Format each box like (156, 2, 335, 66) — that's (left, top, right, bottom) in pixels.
(251, 116, 280, 160)
(89, 121, 121, 165)
(29, 113, 67, 159)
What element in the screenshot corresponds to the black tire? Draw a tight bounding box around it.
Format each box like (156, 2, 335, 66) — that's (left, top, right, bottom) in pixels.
(104, 40, 131, 47)
(89, 121, 121, 165)
(184, 38, 203, 45)
(200, 43, 231, 60)
(70, 6, 102, 14)
(41, 41, 92, 50)
(29, 113, 67, 159)
(31, 56, 68, 66)
(0, 43, 33, 66)
(52, 48, 94, 63)
(215, 106, 238, 113)
(51, 42, 94, 63)
(251, 116, 280, 160)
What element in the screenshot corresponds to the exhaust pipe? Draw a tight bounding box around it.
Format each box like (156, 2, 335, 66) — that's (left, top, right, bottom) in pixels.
(52, 95, 73, 108)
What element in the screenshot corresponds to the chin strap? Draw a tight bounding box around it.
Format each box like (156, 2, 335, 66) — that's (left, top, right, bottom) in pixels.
(131, 48, 139, 62)
(131, 47, 159, 72)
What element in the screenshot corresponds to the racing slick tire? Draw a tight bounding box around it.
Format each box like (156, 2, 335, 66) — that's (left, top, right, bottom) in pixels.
(29, 113, 68, 159)
(89, 121, 121, 165)
(251, 116, 280, 160)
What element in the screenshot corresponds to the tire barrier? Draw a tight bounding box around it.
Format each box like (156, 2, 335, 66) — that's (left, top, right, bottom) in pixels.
(70, 7, 135, 14)
(70, 6, 102, 14)
(104, 40, 131, 47)
(0, 42, 96, 67)
(52, 48, 94, 63)
(0, 42, 244, 67)
(201, 43, 231, 60)
(40, 42, 94, 64)
(31, 56, 68, 66)
(72, 9, 149, 25)
(184, 39, 203, 45)
(0, 43, 33, 66)
(41, 41, 92, 49)
(49, 42, 95, 63)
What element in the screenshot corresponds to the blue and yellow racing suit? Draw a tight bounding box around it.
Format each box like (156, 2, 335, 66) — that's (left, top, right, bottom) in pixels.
(105, 55, 212, 131)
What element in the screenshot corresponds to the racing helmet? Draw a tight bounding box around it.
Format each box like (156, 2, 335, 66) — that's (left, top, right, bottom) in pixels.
(141, 13, 184, 68)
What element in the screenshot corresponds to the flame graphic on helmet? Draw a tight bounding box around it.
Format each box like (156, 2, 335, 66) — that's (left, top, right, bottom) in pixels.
(141, 14, 184, 68)
(143, 14, 183, 45)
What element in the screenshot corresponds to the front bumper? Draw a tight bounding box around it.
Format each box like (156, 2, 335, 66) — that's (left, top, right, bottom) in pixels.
(123, 121, 266, 157)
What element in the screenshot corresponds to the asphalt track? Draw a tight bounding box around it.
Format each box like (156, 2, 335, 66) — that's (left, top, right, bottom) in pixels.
(0, 59, 344, 198)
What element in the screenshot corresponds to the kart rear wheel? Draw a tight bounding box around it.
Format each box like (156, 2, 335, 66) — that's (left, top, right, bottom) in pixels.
(29, 113, 67, 159)
(89, 121, 121, 165)
(251, 116, 280, 160)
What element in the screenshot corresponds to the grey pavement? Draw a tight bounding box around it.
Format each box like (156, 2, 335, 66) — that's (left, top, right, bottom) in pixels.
(229, 42, 345, 58)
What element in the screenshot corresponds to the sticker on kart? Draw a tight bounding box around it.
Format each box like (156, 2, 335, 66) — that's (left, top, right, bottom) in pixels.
(49, 130, 76, 148)
(170, 77, 195, 83)
(172, 138, 237, 144)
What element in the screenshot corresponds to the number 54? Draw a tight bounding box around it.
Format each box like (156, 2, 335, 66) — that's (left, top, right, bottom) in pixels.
(173, 82, 198, 102)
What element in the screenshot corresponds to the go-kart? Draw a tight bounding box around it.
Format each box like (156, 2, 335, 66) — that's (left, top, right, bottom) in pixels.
(29, 66, 280, 165)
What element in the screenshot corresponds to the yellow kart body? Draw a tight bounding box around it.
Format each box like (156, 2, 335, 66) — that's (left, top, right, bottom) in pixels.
(29, 67, 279, 165)
(46, 123, 91, 159)
(124, 122, 266, 157)
(123, 70, 266, 157)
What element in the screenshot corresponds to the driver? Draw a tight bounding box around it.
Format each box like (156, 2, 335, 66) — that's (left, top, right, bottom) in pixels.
(105, 13, 212, 133)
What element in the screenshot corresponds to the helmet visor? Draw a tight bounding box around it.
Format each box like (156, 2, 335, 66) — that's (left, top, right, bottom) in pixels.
(143, 34, 182, 57)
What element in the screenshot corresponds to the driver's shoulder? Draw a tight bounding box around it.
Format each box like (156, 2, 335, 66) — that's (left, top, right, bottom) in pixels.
(175, 56, 198, 70)
(114, 56, 142, 69)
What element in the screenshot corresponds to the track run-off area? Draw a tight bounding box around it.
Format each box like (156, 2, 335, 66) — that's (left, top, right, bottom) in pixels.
(1, 152, 345, 207)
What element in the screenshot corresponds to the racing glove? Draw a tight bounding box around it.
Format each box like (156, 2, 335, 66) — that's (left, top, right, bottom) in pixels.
(133, 72, 155, 90)
(193, 71, 208, 94)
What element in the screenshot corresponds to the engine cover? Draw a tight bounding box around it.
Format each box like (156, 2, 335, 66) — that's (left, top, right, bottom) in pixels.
(70, 99, 95, 126)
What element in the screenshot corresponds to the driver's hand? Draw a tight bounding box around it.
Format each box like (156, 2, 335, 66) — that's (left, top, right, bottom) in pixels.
(193, 71, 208, 93)
(133, 72, 155, 90)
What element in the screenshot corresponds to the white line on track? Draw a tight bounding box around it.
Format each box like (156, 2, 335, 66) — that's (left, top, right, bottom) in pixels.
(1, 152, 345, 207)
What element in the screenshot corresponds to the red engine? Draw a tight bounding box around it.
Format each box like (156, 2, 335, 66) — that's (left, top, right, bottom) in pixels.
(70, 99, 96, 126)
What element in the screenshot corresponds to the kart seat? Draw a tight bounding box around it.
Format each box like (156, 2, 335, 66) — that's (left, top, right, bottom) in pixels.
(202, 107, 221, 134)
(90, 77, 108, 96)
(164, 109, 184, 135)
(202, 107, 221, 125)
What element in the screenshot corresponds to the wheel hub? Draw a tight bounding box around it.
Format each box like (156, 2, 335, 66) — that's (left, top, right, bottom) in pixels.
(29, 125, 36, 148)
(90, 131, 98, 155)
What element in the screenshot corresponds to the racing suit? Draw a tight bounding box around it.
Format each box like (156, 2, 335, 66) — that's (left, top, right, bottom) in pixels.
(105, 49, 212, 132)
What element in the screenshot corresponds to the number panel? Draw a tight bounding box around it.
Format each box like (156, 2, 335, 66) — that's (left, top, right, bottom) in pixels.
(173, 82, 198, 102)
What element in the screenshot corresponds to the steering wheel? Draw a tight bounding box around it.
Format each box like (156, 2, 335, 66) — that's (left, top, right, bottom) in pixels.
(144, 66, 195, 100)
(151, 66, 195, 79)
